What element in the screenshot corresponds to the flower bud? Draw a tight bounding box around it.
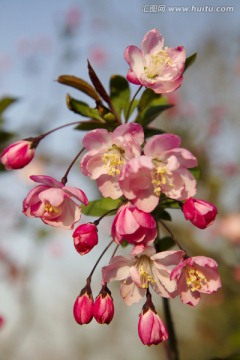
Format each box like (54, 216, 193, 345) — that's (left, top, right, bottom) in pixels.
(138, 299, 168, 346)
(182, 197, 218, 229)
(1, 140, 35, 170)
(93, 285, 114, 324)
(0, 315, 5, 329)
(73, 223, 98, 255)
(73, 285, 93, 325)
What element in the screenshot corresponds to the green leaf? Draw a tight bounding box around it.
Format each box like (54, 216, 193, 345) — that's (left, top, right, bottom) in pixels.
(184, 53, 197, 73)
(190, 167, 200, 180)
(74, 121, 110, 131)
(144, 127, 165, 138)
(209, 354, 240, 360)
(138, 88, 162, 112)
(136, 101, 173, 126)
(0, 97, 18, 115)
(66, 94, 104, 121)
(154, 236, 175, 252)
(110, 75, 130, 117)
(57, 75, 101, 102)
(0, 129, 15, 143)
(82, 197, 123, 217)
(152, 208, 172, 221)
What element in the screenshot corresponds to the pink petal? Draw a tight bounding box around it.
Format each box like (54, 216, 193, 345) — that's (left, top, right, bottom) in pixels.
(144, 134, 181, 157)
(120, 278, 145, 306)
(82, 129, 111, 150)
(141, 29, 163, 56)
(124, 46, 144, 78)
(38, 188, 66, 206)
(102, 256, 133, 282)
(30, 175, 63, 188)
(97, 175, 123, 199)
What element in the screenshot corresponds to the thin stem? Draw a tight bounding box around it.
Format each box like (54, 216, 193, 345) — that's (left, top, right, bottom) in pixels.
(87, 240, 114, 282)
(125, 85, 142, 123)
(93, 208, 119, 226)
(61, 147, 85, 185)
(158, 219, 185, 252)
(163, 298, 180, 360)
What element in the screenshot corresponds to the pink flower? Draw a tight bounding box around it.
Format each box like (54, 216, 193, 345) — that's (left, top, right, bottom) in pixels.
(81, 123, 144, 199)
(93, 285, 114, 324)
(124, 29, 186, 93)
(171, 256, 222, 306)
(73, 223, 98, 255)
(1, 140, 36, 170)
(138, 299, 168, 346)
(23, 175, 88, 229)
(111, 202, 157, 254)
(182, 198, 218, 229)
(0, 315, 5, 329)
(217, 213, 240, 245)
(73, 285, 94, 325)
(119, 133, 197, 212)
(102, 247, 184, 305)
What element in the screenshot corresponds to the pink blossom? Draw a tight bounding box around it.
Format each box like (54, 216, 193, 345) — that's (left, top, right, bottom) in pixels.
(73, 223, 98, 255)
(81, 123, 144, 199)
(23, 175, 88, 229)
(124, 29, 186, 94)
(102, 247, 184, 305)
(138, 302, 168, 346)
(111, 202, 157, 254)
(0, 315, 5, 329)
(73, 286, 94, 325)
(182, 198, 218, 229)
(1, 140, 35, 170)
(119, 133, 197, 212)
(93, 285, 114, 324)
(171, 256, 222, 306)
(217, 213, 240, 245)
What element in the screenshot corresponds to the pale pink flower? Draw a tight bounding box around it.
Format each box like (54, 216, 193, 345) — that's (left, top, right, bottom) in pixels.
(23, 175, 88, 229)
(182, 198, 218, 229)
(93, 285, 114, 324)
(171, 256, 222, 306)
(1, 140, 35, 170)
(138, 302, 168, 346)
(119, 133, 197, 212)
(73, 223, 98, 255)
(102, 247, 184, 305)
(217, 214, 240, 245)
(81, 123, 144, 199)
(111, 202, 157, 254)
(124, 28, 186, 93)
(73, 286, 94, 325)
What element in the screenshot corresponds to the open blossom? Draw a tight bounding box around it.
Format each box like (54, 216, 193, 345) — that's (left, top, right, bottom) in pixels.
(80, 123, 144, 199)
(124, 28, 186, 94)
(111, 202, 157, 254)
(119, 133, 197, 212)
(23, 175, 88, 229)
(1, 140, 36, 170)
(182, 198, 218, 229)
(171, 256, 222, 306)
(138, 300, 168, 346)
(73, 223, 98, 255)
(102, 246, 184, 306)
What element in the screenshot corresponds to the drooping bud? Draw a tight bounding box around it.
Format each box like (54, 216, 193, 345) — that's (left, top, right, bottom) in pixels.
(93, 285, 114, 324)
(138, 293, 168, 346)
(73, 285, 94, 325)
(1, 140, 36, 170)
(73, 223, 98, 255)
(182, 197, 218, 229)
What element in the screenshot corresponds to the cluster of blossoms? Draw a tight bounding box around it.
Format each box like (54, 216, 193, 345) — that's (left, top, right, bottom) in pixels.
(0, 29, 221, 347)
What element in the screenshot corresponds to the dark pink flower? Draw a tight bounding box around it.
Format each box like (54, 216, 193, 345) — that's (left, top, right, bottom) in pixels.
(111, 202, 157, 254)
(171, 256, 222, 306)
(73, 223, 98, 255)
(182, 198, 218, 229)
(1, 140, 35, 170)
(23, 175, 88, 229)
(93, 285, 114, 324)
(124, 29, 186, 94)
(73, 286, 93, 325)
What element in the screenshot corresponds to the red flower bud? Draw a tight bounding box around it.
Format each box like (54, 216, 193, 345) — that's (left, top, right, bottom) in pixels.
(1, 140, 35, 170)
(73, 223, 98, 255)
(182, 198, 218, 229)
(73, 285, 93, 325)
(93, 285, 114, 324)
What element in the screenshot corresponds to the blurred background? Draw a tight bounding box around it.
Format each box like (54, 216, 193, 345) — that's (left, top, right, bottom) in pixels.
(0, 0, 240, 359)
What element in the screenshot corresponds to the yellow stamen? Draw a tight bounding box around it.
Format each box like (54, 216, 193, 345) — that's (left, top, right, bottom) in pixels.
(102, 144, 125, 176)
(152, 159, 172, 196)
(136, 255, 156, 288)
(145, 49, 174, 79)
(185, 266, 207, 292)
(44, 203, 60, 215)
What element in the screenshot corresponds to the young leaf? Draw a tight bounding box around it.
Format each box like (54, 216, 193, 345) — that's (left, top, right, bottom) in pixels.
(152, 208, 172, 222)
(0, 97, 18, 115)
(66, 94, 104, 121)
(75, 121, 117, 132)
(110, 75, 130, 116)
(81, 197, 123, 217)
(154, 236, 175, 252)
(136, 102, 173, 126)
(144, 127, 165, 138)
(57, 75, 101, 101)
(184, 53, 197, 73)
(87, 60, 112, 107)
(138, 88, 162, 112)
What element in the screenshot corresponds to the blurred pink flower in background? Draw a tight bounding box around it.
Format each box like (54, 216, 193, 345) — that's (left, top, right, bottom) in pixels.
(217, 213, 240, 245)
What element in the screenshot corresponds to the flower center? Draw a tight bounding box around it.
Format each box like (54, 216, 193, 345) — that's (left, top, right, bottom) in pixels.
(145, 49, 173, 79)
(44, 203, 60, 215)
(185, 266, 207, 292)
(102, 144, 125, 176)
(136, 255, 155, 289)
(152, 160, 171, 196)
